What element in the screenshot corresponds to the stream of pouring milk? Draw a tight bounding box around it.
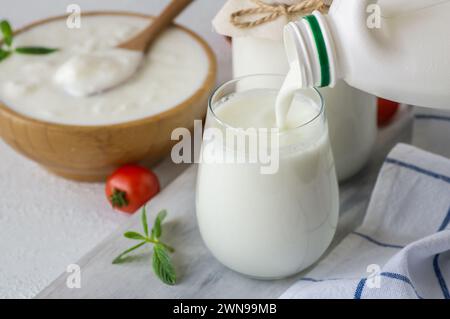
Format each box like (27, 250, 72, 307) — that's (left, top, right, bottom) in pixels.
(275, 62, 303, 128)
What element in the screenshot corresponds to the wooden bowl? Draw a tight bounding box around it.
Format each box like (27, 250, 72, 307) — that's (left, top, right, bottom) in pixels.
(0, 12, 217, 182)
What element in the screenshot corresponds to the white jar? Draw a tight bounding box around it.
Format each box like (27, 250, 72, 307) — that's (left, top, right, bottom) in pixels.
(232, 36, 377, 181)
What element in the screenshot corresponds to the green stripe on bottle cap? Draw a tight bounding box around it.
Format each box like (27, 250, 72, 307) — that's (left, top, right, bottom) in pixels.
(303, 15, 330, 87)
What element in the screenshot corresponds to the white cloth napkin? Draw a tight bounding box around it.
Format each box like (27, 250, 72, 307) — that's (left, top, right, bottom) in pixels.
(281, 143, 450, 299)
(412, 106, 450, 159)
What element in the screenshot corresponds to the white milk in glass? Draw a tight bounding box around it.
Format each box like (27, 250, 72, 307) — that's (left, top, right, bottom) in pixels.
(196, 75, 339, 279)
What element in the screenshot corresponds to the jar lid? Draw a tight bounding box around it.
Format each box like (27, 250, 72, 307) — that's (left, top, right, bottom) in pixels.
(212, 0, 330, 40)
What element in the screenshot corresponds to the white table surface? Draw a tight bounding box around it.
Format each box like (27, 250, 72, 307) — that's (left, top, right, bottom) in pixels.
(0, 0, 230, 299)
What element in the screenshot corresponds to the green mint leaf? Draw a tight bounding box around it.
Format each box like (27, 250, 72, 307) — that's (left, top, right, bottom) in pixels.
(15, 46, 58, 55)
(152, 244, 176, 285)
(112, 241, 146, 264)
(0, 49, 11, 62)
(141, 207, 149, 237)
(151, 209, 167, 239)
(124, 231, 146, 241)
(0, 20, 13, 47)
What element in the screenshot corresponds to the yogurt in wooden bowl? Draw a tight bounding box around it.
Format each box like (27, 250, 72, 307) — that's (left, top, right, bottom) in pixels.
(0, 12, 217, 181)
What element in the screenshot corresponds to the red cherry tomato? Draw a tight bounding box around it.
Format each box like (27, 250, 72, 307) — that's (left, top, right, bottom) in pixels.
(106, 164, 160, 214)
(377, 98, 400, 127)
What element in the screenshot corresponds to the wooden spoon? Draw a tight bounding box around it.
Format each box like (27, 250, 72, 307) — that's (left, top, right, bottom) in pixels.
(118, 0, 194, 52)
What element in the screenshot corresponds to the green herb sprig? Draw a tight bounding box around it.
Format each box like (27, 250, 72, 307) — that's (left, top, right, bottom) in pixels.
(113, 208, 176, 286)
(0, 20, 58, 62)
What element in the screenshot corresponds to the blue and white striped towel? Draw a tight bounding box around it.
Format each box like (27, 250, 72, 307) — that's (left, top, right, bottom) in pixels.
(413, 107, 450, 159)
(281, 143, 450, 299)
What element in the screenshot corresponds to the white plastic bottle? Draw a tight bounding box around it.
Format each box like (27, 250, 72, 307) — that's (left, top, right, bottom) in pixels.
(284, 0, 450, 108)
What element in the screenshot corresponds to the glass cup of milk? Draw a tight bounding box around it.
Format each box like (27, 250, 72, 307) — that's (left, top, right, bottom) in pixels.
(196, 74, 339, 279)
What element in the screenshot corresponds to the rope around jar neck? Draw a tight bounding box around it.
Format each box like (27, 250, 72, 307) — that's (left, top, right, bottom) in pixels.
(230, 0, 331, 28)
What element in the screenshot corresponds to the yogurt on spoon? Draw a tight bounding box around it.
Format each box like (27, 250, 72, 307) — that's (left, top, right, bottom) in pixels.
(53, 48, 143, 97)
